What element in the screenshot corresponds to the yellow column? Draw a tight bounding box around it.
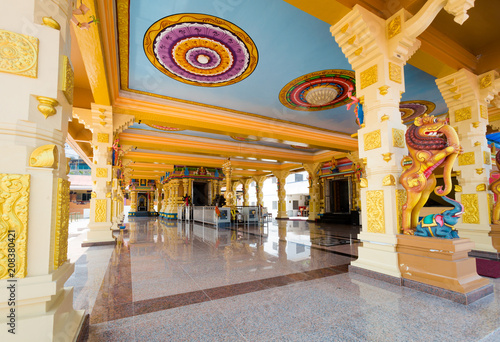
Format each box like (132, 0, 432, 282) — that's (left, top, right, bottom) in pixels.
(222, 159, 234, 207)
(331, 1, 474, 277)
(243, 178, 253, 206)
(130, 191, 137, 212)
(0, 2, 85, 340)
(183, 178, 189, 198)
(437, 69, 500, 252)
(303, 163, 322, 220)
(85, 104, 114, 243)
(273, 170, 290, 219)
(253, 175, 266, 207)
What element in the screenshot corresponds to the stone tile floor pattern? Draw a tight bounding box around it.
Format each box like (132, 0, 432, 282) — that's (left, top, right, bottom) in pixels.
(65, 217, 500, 341)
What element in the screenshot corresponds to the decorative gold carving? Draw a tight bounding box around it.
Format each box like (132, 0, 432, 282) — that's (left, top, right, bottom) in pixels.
(66, 158, 70, 175)
(364, 130, 381, 151)
(29, 144, 58, 168)
(360, 178, 368, 188)
(446, 79, 455, 85)
(476, 168, 484, 175)
(106, 192, 111, 198)
(0, 30, 39, 78)
(97, 133, 109, 143)
(96, 168, 108, 178)
(366, 190, 385, 233)
(392, 128, 405, 148)
(91, 191, 96, 198)
(354, 47, 363, 56)
(458, 152, 475, 166)
(382, 175, 396, 186)
(95, 199, 107, 222)
(453, 94, 462, 100)
(0, 174, 30, 279)
(396, 189, 407, 234)
(382, 152, 393, 162)
(42, 16, 60, 30)
(340, 24, 349, 33)
(461, 194, 479, 224)
(484, 151, 491, 165)
(381, 114, 389, 121)
(449, 86, 458, 93)
(362, 157, 367, 165)
(476, 184, 486, 192)
(36, 96, 59, 119)
(387, 15, 401, 39)
(474, 141, 481, 147)
(54, 178, 70, 269)
(472, 121, 480, 128)
(379, 86, 390, 95)
(455, 170, 461, 177)
(389, 62, 402, 84)
(480, 105, 488, 119)
(61, 55, 74, 105)
(480, 74, 492, 89)
(361, 123, 366, 128)
(454, 107, 471, 122)
(360, 65, 378, 89)
(454, 185, 462, 192)
(347, 35, 356, 45)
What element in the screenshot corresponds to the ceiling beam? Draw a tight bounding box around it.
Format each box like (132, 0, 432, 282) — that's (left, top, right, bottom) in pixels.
(124, 151, 301, 171)
(119, 132, 324, 163)
(113, 96, 358, 151)
(71, 0, 111, 105)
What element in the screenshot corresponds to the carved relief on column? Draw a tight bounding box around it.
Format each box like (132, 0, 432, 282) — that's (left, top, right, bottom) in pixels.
(54, 178, 70, 270)
(0, 174, 30, 279)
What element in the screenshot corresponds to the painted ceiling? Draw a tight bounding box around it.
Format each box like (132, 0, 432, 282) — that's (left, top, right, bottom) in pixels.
(121, 0, 447, 135)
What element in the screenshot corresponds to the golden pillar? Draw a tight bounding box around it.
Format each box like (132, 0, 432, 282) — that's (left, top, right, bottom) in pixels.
(273, 170, 290, 219)
(130, 191, 137, 211)
(253, 175, 266, 207)
(222, 159, 234, 207)
(303, 163, 322, 221)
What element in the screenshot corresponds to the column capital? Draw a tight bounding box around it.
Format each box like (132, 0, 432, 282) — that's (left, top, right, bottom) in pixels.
(272, 169, 290, 181)
(302, 162, 322, 178)
(437, 69, 500, 112)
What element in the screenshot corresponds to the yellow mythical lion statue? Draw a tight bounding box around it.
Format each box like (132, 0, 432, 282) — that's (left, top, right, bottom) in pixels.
(399, 114, 462, 235)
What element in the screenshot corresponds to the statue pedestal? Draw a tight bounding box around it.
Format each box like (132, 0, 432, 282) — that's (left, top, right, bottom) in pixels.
(490, 223, 500, 253)
(397, 235, 493, 304)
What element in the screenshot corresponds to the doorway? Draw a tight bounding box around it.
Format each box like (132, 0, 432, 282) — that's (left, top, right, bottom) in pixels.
(330, 179, 350, 213)
(192, 181, 209, 206)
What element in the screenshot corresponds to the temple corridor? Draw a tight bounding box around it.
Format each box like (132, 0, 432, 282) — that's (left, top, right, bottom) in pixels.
(66, 218, 500, 341)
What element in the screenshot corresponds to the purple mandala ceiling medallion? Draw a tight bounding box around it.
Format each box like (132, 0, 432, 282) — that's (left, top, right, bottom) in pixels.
(400, 100, 436, 124)
(279, 70, 356, 111)
(144, 14, 258, 87)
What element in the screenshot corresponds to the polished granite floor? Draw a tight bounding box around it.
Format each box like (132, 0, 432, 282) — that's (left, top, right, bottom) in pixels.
(65, 218, 500, 342)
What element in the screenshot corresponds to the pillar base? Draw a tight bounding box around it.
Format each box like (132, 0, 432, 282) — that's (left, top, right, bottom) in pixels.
(490, 223, 500, 252)
(456, 224, 497, 253)
(0, 263, 87, 341)
(83, 223, 115, 246)
(351, 232, 401, 278)
(397, 235, 491, 295)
